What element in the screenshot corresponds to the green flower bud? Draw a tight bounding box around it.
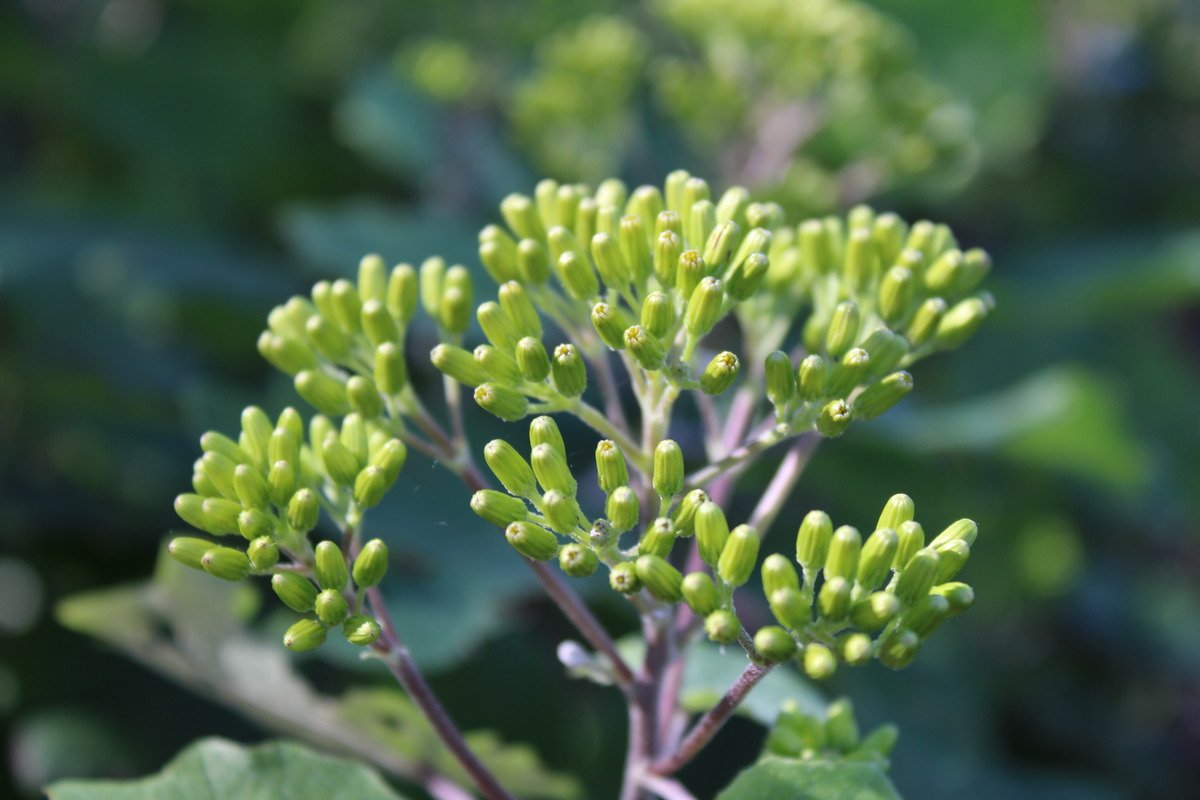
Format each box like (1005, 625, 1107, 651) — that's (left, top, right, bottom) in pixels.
(476, 301, 518, 353)
(498, 281, 541, 339)
(899, 593, 950, 638)
(516, 238, 551, 284)
(816, 399, 853, 438)
(283, 619, 327, 652)
(671, 489, 707, 537)
(857, 724, 900, 759)
(597, 177, 627, 211)
(702, 220, 740, 273)
(681, 572, 720, 616)
(825, 526, 862, 581)
(623, 325, 666, 371)
(506, 520, 559, 561)
(895, 547, 940, 605)
(934, 539, 971, 582)
(362, 299, 400, 346)
(176, 494, 238, 535)
(715, 186, 749, 224)
(349, 539, 389, 589)
(542, 490, 581, 535)
(619, 215, 653, 285)
(175, 492, 217, 532)
(591, 302, 629, 350)
(168, 537, 212, 570)
(839, 633, 874, 667)
(636, 555, 683, 602)
(371, 343, 406, 397)
(287, 488, 319, 533)
(695, 501, 730, 567)
(850, 591, 901, 631)
(730, 227, 771, 271)
(484, 439, 537, 497)
(718, 524, 759, 588)
(500, 193, 545, 242)
(417, 257, 445, 319)
(754, 625, 797, 663)
(346, 376, 384, 419)
(640, 292, 675, 338)
(957, 249, 992, 295)
(769, 588, 812, 631)
(559, 544, 598, 577)
(761, 554, 800, 598)
(878, 628, 920, 670)
(826, 348, 870, 398)
(591, 232, 630, 291)
(198, 451, 239, 500)
(474, 382, 529, 422)
(550, 344, 587, 397)
(339, 413, 368, 463)
(343, 614, 382, 646)
(595, 440, 629, 495)
(387, 264, 418, 324)
(799, 219, 834, 274)
(272, 572, 318, 613)
(201, 546, 251, 581)
(654, 230, 682, 287)
(878, 266, 915, 326)
(438, 286, 472, 335)
(295, 370, 350, 416)
(267, 461, 297, 508)
(825, 301, 861, 359)
(685, 277, 724, 338)
(470, 489, 528, 528)
(905, 297, 946, 346)
(875, 493, 915, 533)
(529, 416, 564, 457)
(872, 212, 907, 265)
(329, 279, 363, 334)
(818, 576, 852, 620)
(931, 518, 978, 548)
(802, 642, 837, 680)
(257, 331, 318, 376)
(514, 336, 551, 382)
(657, 208, 683, 240)
(726, 252, 769, 301)
(609, 561, 641, 594)
(704, 609, 740, 644)
(321, 437, 360, 487)
(241, 407, 274, 465)
(652, 440, 684, 499)
(826, 698, 860, 751)
(686, 199, 716, 252)
(530, 442, 576, 496)
(473, 344, 522, 385)
(765, 350, 797, 408)
(857, 528, 899, 591)
(369, 439, 407, 485)
(699, 351, 740, 395)
(676, 250, 706, 299)
(200, 431, 249, 464)
(314, 588, 349, 626)
(924, 249, 964, 294)
(931, 582, 975, 615)
(629, 185, 664, 227)
(796, 510, 833, 572)
(314, 540, 349, 591)
(353, 465, 389, 509)
(606, 486, 639, 533)
(894, 520, 925, 568)
(554, 251, 599, 300)
(665, 170, 690, 212)
(854, 371, 914, 421)
(843, 228, 879, 296)
(640, 517, 676, 558)
(797, 355, 827, 402)
(247, 536, 279, 570)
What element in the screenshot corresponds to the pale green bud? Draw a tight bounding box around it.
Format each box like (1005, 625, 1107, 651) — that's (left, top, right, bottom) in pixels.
(595, 440, 629, 494)
(718, 524, 759, 588)
(957, 249, 992, 295)
(574, 198, 599, 251)
(839, 633, 874, 667)
(860, 329, 908, 381)
(346, 377, 383, 418)
(826, 699, 860, 751)
(704, 609, 740, 644)
(474, 382, 529, 422)
(930, 518, 978, 548)
(802, 642, 837, 680)
(857, 528, 899, 591)
(934, 539, 971, 582)
(554, 251, 599, 300)
(321, 436, 360, 487)
(529, 415, 566, 457)
(797, 355, 827, 401)
(681, 572, 720, 616)
(470, 489, 528, 528)
(873, 212, 907, 266)
(754, 626, 796, 663)
(200, 431, 249, 465)
(686, 199, 716, 252)
(629, 185, 664, 227)
(174, 493, 230, 535)
(257, 332, 318, 375)
(362, 299, 399, 345)
(387, 264, 418, 323)
(550, 344, 587, 397)
(501, 193, 545, 242)
(596, 177, 627, 210)
(374, 343, 407, 396)
(816, 399, 853, 437)
(339, 413, 368, 464)
(899, 593, 950, 638)
(818, 576, 852, 620)
(695, 500, 729, 567)
(591, 302, 629, 351)
(671, 489, 708, 537)
(640, 517, 676, 558)
(329, 279, 363, 334)
(685, 277, 724, 338)
(725, 252, 769, 301)
(353, 465, 389, 508)
(606, 486, 639, 533)
(876, 493, 915, 533)
(474, 344, 522, 385)
(314, 540, 349, 591)
(484, 439, 537, 497)
(746, 202, 783, 230)
(799, 219, 835, 274)
(343, 615, 382, 646)
(636, 555, 683, 602)
(609, 561, 641, 594)
(848, 204, 875, 232)
(923, 249, 964, 294)
(699, 351, 740, 395)
(878, 266, 915, 325)
(287, 488, 319, 533)
(676, 250, 705, 299)
(498, 281, 541, 339)
(542, 490, 580, 535)
(619, 215, 652, 285)
(765, 351, 797, 408)
(418, 256, 446, 319)
(272, 572, 318, 612)
(515, 336, 551, 382)
(198, 451, 238, 500)
(477, 301, 519, 352)
(559, 543, 598, 577)
(857, 724, 900, 758)
(640, 291, 674, 338)
(241, 407, 273, 467)
(369, 439, 407, 485)
(895, 547, 940, 605)
(905, 297, 946, 346)
(825, 301, 861, 358)
(714, 185, 749, 225)
(438, 286, 472, 335)
(654, 230, 682, 287)
(843, 228, 879, 296)
(825, 526, 861, 581)
(295, 370, 350, 416)
(283, 619, 327, 652)
(931, 582, 975, 615)
(247, 536, 279, 570)
(623, 325, 666, 371)
(935, 297, 989, 350)
(531, 442, 576, 496)
(652, 440, 684, 499)
(591, 232, 629, 291)
(878, 628, 920, 670)
(796, 510, 833, 572)
(233, 464, 269, 510)
(703, 221, 741, 272)
(315, 589, 349, 626)
(201, 546, 251, 581)
(664, 170, 689, 213)
(352, 539, 389, 588)
(894, 520, 925, 569)
(769, 588, 812, 631)
(516, 238, 551, 284)
(168, 537, 212, 570)
(761, 554, 800, 598)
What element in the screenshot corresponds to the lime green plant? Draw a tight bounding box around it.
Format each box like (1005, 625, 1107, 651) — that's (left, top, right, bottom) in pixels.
(166, 171, 991, 799)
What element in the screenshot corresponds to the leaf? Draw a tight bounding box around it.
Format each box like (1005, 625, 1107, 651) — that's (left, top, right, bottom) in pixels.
(716, 757, 903, 800)
(332, 65, 440, 181)
(44, 737, 408, 800)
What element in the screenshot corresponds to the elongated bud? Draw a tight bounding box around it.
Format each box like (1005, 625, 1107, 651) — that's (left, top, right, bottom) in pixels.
(619, 215, 652, 285)
(839, 632, 874, 667)
(681, 572, 720, 615)
(769, 588, 811, 631)
(893, 520, 925, 569)
(895, 547, 940, 605)
(352, 539, 389, 588)
(857, 528, 899, 591)
(474, 382, 528, 422)
(704, 609, 740, 644)
(321, 437, 360, 487)
(924, 249, 964, 294)
(695, 501, 730, 567)
(640, 292, 674, 338)
(591, 232, 630, 290)
(201, 547, 251, 581)
(656, 208, 682, 240)
(685, 277, 724, 338)
(826, 699, 860, 751)
(826, 348, 870, 398)
(609, 561, 640, 594)
(878, 628, 920, 670)
(652, 440, 684, 499)
(878, 266, 915, 325)
(387, 264, 417, 323)
(629, 185, 664, 226)
(353, 465, 389, 508)
(676, 250, 705, 298)
(500, 193, 545, 242)
(900, 593, 950, 638)
(595, 440, 629, 494)
(315, 589, 349, 626)
(726, 251, 769, 300)
(703, 220, 740, 272)
(283, 619, 327, 652)
(174, 494, 228, 535)
(475, 301, 518, 352)
(671, 489, 707, 537)
(431, 344, 487, 386)
(825, 526, 862, 581)
(531, 442, 576, 496)
(418, 256, 446, 318)
(330, 279, 363, 334)
(515, 336, 551, 382)
(497, 281, 541, 339)
(505, 521, 559, 561)
(372, 343, 406, 397)
(474, 344, 522, 385)
(199, 450, 240, 500)
(550, 344, 587, 397)
(272, 572, 318, 612)
(364, 299, 402, 345)
(591, 302, 629, 350)
(471, 489, 527, 527)
(343, 615, 382, 646)
(559, 544, 598, 577)
(699, 351, 739, 395)
(843, 228, 879, 296)
(247, 537, 279, 570)
(906, 297, 946, 346)
(636, 555, 683, 602)
(555, 251, 599, 300)
(796, 510, 833, 572)
(931, 518, 978, 548)
(231, 465, 268, 512)
(876, 493, 915, 532)
(294, 370, 350, 416)
(825, 301, 861, 358)
(934, 539, 971, 582)
(931, 582, 975, 615)
(369, 439, 407, 485)
(802, 642, 837, 680)
(542, 490, 580, 534)
(654, 230, 682, 287)
(761, 554, 800, 598)
(347, 376, 384, 418)
(484, 439, 536, 497)
(286, 488, 319, 533)
(765, 351, 797, 408)
(718, 524, 759, 587)
(754, 626, 797, 663)
(314, 540, 349, 590)
(816, 399, 853, 437)
(854, 371, 913, 420)
(818, 576, 851, 622)
(305, 315, 350, 363)
(795, 355, 826, 402)
(168, 537, 212, 570)
(606, 486, 639, 532)
(640, 517, 676, 558)
(623, 325, 666, 370)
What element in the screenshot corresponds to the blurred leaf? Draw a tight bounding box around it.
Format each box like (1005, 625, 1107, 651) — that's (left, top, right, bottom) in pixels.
(44, 737, 408, 800)
(333, 65, 440, 181)
(11, 710, 138, 794)
(342, 689, 581, 799)
(716, 757, 903, 800)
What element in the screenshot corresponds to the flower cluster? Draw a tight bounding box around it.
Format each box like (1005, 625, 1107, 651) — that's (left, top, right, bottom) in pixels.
(764, 698, 898, 765)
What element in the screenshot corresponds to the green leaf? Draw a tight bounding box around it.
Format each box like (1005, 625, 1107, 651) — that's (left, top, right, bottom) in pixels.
(45, 737, 408, 800)
(717, 757, 903, 800)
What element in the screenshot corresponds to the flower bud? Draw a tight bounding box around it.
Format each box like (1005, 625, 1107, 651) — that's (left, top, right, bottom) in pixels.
(754, 626, 797, 663)
(266, 461, 297, 508)
(684, 277, 724, 338)
(473, 344, 522, 386)
(640, 292, 675, 338)
(387, 264, 418, 323)
(681, 572, 720, 615)
(471, 489, 528, 527)
(686, 199, 716, 251)
(671, 489, 707, 537)
(857, 528, 899, 591)
(623, 325, 666, 371)
(731, 226, 771, 270)
(878, 628, 920, 670)
(839, 633, 874, 667)
(676, 250, 705, 299)
(878, 266, 915, 325)
(704, 609, 740, 644)
(797, 355, 827, 402)
(201, 430, 249, 464)
(418, 256, 446, 319)
(330, 279, 363, 333)
(619, 215, 653, 285)
(606, 486, 639, 533)
(272, 572, 318, 612)
(364, 298, 402, 344)
(595, 440, 629, 495)
(795, 510, 833, 572)
(761, 554, 800, 598)
(343, 614, 381, 646)
(899, 593, 950, 638)
(314, 540, 349, 591)
(531, 442, 575, 497)
(501, 193, 545, 242)
(654, 230, 683, 287)
(368, 440, 406, 487)
(431, 344, 487, 386)
(199, 451, 239, 500)
(850, 591, 900, 631)
(201, 547, 251, 581)
(764, 350, 797, 409)
(718, 524, 759, 588)
(769, 588, 811, 631)
(258, 332, 318, 375)
(857, 724, 900, 758)
(843, 228, 879, 296)
(825, 526, 861, 581)
(826, 348, 871, 398)
(630, 185, 664, 226)
(931, 518, 978, 548)
(247, 536, 279, 570)
(802, 642, 837, 680)
(923, 249, 964, 294)
(870, 495, 913, 535)
(474, 382, 529, 422)
(484, 439, 537, 497)
(554, 251, 599, 300)
(695, 501, 730, 567)
(550, 344, 587, 397)
(854, 371, 914, 421)
(825, 301, 861, 358)
(591, 302, 629, 350)
(895, 547, 940, 605)
(353, 465, 389, 509)
(352, 539, 389, 588)
(515, 336, 551, 382)
(931, 582, 975, 615)
(894, 520, 924, 568)
(905, 297, 946, 346)
(699, 351, 740, 395)
(652, 440, 684, 499)
(321, 437, 360, 487)
(640, 517, 676, 558)
(346, 376, 384, 418)
(559, 544, 598, 577)
(816, 399, 853, 438)
(497, 281, 541, 339)
(591, 232, 630, 291)
(543, 490, 581, 535)
(703, 220, 740, 272)
(636, 555, 683, 602)
(934, 539, 971, 582)
(725, 252, 769, 301)
(505, 521, 559, 561)
(168, 537, 212, 570)
(826, 698, 860, 751)
(315, 589, 349, 626)
(372, 343, 407, 397)
(287, 488, 319, 533)
(609, 561, 640, 594)
(818, 576, 852, 620)
(283, 619, 327, 652)
(476, 301, 518, 353)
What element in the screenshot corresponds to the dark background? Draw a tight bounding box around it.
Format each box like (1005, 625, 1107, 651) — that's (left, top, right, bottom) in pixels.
(2, 0, 1199, 798)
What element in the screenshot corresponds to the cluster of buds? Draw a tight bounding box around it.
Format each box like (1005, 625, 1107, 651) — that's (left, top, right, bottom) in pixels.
(764, 698, 898, 767)
(168, 400, 402, 651)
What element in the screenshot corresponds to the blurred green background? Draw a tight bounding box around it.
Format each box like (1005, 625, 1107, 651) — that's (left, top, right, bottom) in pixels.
(2, 0, 1199, 798)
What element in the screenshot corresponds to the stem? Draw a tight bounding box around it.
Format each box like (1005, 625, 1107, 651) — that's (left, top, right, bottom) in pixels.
(641, 774, 699, 800)
(574, 399, 651, 474)
(649, 663, 774, 777)
(592, 349, 633, 436)
(443, 375, 467, 452)
(620, 702, 651, 800)
(683, 426, 785, 492)
(747, 434, 819, 535)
